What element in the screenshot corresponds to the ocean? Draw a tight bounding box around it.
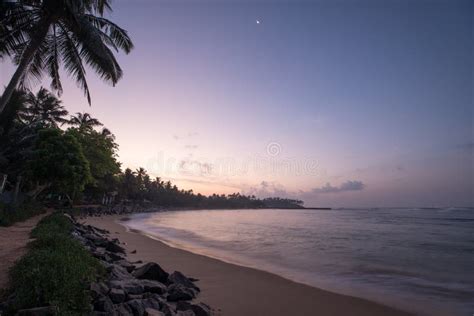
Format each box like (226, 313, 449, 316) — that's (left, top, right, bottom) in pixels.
(123, 208, 474, 315)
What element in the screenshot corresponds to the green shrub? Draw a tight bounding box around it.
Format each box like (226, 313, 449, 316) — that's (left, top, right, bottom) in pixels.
(6, 213, 104, 315)
(0, 200, 45, 227)
(31, 212, 73, 238)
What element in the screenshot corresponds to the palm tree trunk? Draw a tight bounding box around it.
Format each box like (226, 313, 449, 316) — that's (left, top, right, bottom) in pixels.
(13, 175, 22, 205)
(0, 174, 7, 194)
(0, 22, 50, 114)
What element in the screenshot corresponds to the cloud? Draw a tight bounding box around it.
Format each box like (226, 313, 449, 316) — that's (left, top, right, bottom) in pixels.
(179, 158, 213, 176)
(355, 164, 404, 175)
(311, 180, 365, 194)
(242, 179, 366, 199)
(173, 132, 199, 140)
(242, 181, 289, 198)
(184, 145, 199, 150)
(166, 176, 241, 190)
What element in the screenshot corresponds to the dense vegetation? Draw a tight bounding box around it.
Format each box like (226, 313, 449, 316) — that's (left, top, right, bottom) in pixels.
(0, 88, 119, 207)
(4, 213, 104, 315)
(0, 87, 303, 214)
(0, 200, 45, 226)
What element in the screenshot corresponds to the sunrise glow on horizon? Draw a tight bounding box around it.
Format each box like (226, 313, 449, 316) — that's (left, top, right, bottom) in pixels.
(1, 0, 472, 208)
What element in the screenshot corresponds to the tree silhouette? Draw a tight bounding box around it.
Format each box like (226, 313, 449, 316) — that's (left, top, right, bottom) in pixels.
(21, 87, 69, 128)
(0, 0, 134, 114)
(0, 89, 28, 135)
(69, 112, 103, 131)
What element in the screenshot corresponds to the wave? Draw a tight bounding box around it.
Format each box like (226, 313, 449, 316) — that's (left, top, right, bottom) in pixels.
(123, 209, 474, 316)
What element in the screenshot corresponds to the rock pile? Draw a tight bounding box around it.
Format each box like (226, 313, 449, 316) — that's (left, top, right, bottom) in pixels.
(71, 219, 212, 316)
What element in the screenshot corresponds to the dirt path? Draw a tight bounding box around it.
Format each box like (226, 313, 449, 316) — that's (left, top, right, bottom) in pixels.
(0, 212, 48, 290)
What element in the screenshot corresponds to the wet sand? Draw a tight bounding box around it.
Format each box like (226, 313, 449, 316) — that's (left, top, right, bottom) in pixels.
(84, 215, 412, 316)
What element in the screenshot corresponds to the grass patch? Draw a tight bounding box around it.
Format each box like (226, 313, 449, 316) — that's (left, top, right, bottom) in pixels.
(5, 213, 104, 315)
(30, 212, 73, 238)
(0, 201, 46, 227)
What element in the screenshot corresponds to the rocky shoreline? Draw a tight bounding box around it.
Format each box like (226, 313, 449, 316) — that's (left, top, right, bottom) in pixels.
(2, 214, 213, 316)
(75, 216, 213, 316)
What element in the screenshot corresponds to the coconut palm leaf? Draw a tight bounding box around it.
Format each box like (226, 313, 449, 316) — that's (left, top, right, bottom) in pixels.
(69, 112, 103, 131)
(0, 0, 133, 114)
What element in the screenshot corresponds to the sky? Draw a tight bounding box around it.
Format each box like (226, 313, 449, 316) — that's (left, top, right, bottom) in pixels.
(1, 0, 473, 207)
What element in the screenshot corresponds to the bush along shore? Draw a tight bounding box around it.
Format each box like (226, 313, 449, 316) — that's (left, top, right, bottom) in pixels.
(0, 201, 46, 227)
(0, 213, 212, 316)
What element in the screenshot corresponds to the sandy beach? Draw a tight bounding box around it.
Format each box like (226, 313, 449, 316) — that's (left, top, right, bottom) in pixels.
(84, 215, 412, 316)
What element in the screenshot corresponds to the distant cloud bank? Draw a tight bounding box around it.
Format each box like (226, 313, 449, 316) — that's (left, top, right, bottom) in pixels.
(242, 179, 366, 201)
(311, 180, 365, 194)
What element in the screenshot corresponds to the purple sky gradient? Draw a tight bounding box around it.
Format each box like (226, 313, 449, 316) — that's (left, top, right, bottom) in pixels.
(1, 0, 472, 207)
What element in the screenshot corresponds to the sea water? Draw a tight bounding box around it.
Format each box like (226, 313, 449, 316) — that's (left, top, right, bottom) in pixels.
(124, 208, 474, 315)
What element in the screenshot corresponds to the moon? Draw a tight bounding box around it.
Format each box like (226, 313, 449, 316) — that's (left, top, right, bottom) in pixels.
(256, 20, 261, 24)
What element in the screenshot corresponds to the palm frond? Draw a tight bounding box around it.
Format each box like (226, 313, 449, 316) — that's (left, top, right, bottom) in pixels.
(17, 37, 49, 91)
(0, 6, 40, 58)
(46, 25, 63, 95)
(1, 0, 132, 107)
(70, 16, 122, 84)
(85, 15, 133, 53)
(57, 22, 91, 104)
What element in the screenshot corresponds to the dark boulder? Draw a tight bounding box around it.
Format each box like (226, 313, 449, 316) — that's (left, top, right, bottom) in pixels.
(91, 247, 106, 258)
(176, 302, 192, 311)
(133, 263, 169, 283)
(190, 303, 211, 316)
(168, 271, 199, 291)
(140, 297, 161, 310)
(106, 241, 126, 254)
(141, 280, 167, 294)
(127, 294, 144, 300)
(144, 308, 165, 316)
(109, 288, 126, 304)
(108, 264, 133, 280)
(109, 279, 145, 295)
(126, 299, 146, 316)
(159, 303, 176, 316)
(117, 260, 136, 272)
(141, 293, 165, 303)
(166, 284, 196, 302)
(90, 282, 110, 299)
(71, 231, 89, 245)
(113, 303, 134, 316)
(176, 302, 210, 316)
(108, 251, 127, 262)
(93, 295, 114, 312)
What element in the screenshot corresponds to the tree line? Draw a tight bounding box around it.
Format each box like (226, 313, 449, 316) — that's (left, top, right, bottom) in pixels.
(0, 87, 304, 209)
(0, 1, 303, 210)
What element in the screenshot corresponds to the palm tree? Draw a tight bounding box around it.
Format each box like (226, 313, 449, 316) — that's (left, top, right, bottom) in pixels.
(135, 167, 146, 190)
(21, 87, 69, 127)
(0, 89, 28, 135)
(0, 0, 133, 114)
(100, 127, 115, 140)
(69, 112, 103, 131)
